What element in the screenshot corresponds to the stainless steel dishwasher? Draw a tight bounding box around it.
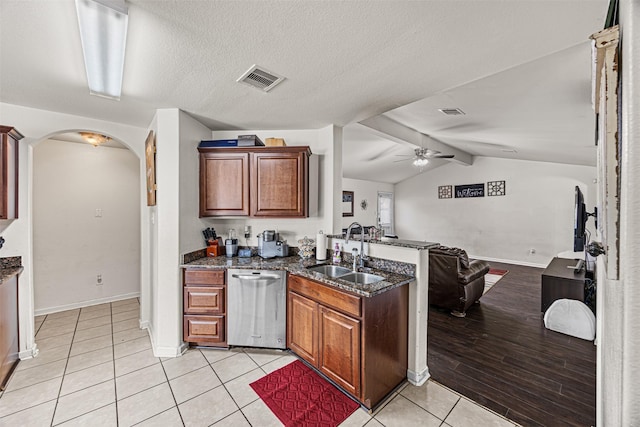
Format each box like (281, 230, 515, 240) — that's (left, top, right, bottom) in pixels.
(227, 269, 287, 349)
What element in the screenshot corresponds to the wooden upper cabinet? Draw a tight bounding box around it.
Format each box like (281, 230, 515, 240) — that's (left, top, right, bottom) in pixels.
(0, 126, 23, 220)
(199, 146, 310, 218)
(199, 151, 249, 216)
(251, 148, 308, 217)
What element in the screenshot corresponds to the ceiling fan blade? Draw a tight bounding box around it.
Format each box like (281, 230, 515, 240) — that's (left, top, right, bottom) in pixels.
(432, 154, 455, 159)
(393, 158, 414, 163)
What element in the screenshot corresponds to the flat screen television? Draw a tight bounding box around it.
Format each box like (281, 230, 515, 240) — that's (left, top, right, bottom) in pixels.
(574, 186, 588, 251)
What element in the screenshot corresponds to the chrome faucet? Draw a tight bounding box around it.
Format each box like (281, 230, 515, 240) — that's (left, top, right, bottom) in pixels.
(345, 221, 367, 269)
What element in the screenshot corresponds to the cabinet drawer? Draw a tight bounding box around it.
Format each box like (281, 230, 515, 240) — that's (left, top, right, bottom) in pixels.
(289, 274, 361, 318)
(184, 269, 225, 286)
(184, 315, 225, 344)
(184, 286, 225, 314)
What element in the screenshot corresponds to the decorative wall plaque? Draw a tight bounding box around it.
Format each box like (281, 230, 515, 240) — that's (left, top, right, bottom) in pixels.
(438, 185, 452, 199)
(487, 180, 506, 196)
(454, 183, 484, 198)
(145, 130, 157, 206)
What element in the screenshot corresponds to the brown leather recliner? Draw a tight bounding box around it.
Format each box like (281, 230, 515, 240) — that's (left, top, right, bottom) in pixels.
(428, 246, 490, 317)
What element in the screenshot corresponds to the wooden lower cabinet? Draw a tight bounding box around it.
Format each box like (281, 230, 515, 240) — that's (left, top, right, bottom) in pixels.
(183, 268, 227, 347)
(288, 292, 319, 366)
(319, 306, 360, 397)
(184, 315, 225, 344)
(287, 274, 408, 409)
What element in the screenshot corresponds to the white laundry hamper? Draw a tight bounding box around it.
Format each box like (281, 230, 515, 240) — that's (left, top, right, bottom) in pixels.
(543, 299, 596, 341)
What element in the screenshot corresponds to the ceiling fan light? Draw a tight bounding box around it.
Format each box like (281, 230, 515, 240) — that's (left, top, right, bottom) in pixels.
(413, 157, 429, 167)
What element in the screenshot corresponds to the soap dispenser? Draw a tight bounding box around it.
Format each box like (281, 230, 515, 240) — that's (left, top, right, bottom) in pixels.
(332, 243, 342, 264)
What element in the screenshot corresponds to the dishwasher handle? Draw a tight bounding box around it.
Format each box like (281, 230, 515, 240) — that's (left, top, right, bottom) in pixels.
(231, 274, 282, 281)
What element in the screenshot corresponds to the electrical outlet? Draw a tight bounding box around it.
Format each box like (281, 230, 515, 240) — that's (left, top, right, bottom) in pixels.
(244, 225, 251, 238)
(95, 208, 103, 218)
(97, 274, 103, 285)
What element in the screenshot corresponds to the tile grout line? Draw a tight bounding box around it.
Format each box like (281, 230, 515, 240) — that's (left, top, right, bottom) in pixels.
(49, 311, 81, 427)
(157, 350, 186, 426)
(111, 302, 121, 427)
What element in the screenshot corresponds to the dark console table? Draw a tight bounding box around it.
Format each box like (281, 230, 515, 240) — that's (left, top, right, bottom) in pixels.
(541, 257, 586, 312)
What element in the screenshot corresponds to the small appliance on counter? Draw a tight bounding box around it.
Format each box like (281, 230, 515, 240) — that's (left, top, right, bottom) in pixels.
(225, 229, 238, 257)
(257, 230, 289, 258)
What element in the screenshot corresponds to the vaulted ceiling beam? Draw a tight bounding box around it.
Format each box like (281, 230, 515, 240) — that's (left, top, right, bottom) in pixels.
(358, 115, 473, 166)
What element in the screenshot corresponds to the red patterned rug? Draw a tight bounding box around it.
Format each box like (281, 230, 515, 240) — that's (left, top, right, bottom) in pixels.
(484, 268, 509, 294)
(250, 359, 360, 427)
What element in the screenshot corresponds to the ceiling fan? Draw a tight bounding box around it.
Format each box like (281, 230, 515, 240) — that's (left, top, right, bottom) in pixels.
(394, 147, 454, 167)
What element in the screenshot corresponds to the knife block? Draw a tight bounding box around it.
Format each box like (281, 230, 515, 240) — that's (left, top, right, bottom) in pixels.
(206, 238, 222, 257)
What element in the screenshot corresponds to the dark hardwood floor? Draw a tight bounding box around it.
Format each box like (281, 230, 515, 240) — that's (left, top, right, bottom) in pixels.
(427, 261, 596, 427)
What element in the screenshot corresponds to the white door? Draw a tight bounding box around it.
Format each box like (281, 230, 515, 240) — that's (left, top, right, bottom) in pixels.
(377, 192, 394, 236)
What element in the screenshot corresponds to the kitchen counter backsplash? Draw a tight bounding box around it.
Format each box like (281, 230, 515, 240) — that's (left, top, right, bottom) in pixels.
(183, 246, 299, 264)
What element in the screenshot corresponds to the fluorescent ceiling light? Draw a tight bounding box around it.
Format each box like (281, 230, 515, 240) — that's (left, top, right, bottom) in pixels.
(75, 0, 128, 100)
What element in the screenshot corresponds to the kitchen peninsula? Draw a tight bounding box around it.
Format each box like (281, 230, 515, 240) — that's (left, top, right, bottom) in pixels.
(328, 235, 439, 387)
(181, 251, 414, 409)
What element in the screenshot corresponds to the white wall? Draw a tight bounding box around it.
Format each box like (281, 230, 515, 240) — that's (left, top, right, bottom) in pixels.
(203, 127, 341, 246)
(0, 102, 148, 357)
(395, 157, 596, 266)
(341, 177, 393, 229)
(179, 112, 218, 254)
(33, 139, 140, 314)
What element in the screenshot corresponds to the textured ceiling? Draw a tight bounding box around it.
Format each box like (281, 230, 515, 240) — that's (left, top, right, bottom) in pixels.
(0, 1, 608, 183)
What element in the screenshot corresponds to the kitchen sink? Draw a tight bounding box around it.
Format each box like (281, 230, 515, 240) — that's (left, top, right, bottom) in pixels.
(306, 265, 352, 278)
(338, 272, 385, 285)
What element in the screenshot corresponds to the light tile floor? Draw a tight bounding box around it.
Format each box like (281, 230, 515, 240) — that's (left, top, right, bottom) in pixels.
(0, 298, 519, 426)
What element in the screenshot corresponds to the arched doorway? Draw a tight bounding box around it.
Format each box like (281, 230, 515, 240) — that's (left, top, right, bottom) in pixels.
(32, 132, 140, 316)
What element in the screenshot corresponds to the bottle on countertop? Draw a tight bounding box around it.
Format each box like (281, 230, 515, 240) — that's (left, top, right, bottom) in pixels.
(332, 243, 342, 264)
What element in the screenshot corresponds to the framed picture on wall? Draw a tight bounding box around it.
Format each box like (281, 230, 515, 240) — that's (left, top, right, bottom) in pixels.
(342, 191, 354, 217)
(145, 130, 157, 206)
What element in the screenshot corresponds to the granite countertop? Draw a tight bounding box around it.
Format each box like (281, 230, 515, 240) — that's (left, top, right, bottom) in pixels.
(327, 235, 440, 250)
(181, 255, 414, 297)
(0, 256, 23, 284)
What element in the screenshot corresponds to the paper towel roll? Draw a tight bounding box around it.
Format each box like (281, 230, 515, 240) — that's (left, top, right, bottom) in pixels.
(316, 230, 327, 261)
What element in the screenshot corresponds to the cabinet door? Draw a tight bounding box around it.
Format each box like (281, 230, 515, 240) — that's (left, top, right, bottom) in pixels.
(319, 306, 361, 397)
(287, 291, 319, 366)
(250, 150, 307, 217)
(184, 315, 226, 344)
(200, 152, 249, 216)
(184, 286, 225, 315)
(0, 127, 21, 220)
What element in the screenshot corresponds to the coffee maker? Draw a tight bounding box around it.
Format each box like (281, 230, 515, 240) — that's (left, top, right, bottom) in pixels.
(257, 230, 289, 258)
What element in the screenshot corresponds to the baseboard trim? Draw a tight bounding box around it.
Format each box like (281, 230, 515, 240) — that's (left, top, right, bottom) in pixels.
(143, 321, 187, 358)
(153, 343, 188, 358)
(469, 255, 548, 269)
(407, 366, 430, 386)
(35, 292, 141, 316)
(19, 344, 39, 360)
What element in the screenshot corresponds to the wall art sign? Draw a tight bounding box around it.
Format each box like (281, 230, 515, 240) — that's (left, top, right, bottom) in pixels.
(145, 130, 157, 206)
(455, 183, 484, 198)
(438, 185, 452, 199)
(487, 180, 506, 196)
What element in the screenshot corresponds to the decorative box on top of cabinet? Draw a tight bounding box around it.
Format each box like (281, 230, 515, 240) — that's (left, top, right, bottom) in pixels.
(183, 268, 227, 347)
(0, 126, 23, 220)
(199, 146, 311, 218)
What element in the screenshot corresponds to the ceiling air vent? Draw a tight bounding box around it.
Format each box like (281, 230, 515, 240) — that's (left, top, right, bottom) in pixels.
(237, 65, 285, 92)
(438, 108, 466, 116)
